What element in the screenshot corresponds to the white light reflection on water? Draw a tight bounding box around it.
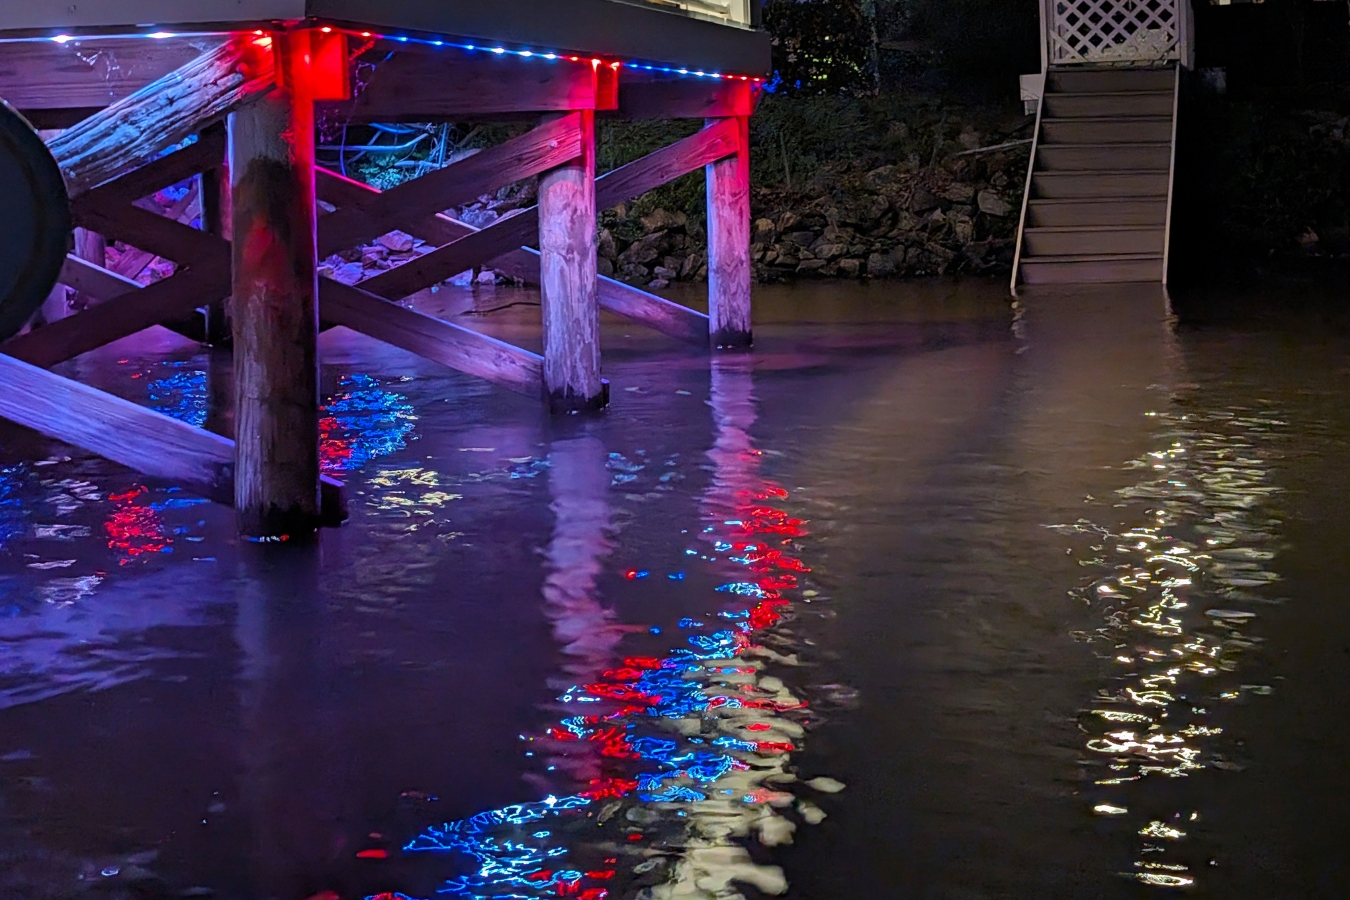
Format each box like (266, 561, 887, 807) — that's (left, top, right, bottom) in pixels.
(391, 359, 843, 900)
(1051, 403, 1286, 889)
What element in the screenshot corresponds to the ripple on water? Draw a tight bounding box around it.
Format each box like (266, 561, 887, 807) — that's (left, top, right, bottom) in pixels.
(1052, 404, 1286, 889)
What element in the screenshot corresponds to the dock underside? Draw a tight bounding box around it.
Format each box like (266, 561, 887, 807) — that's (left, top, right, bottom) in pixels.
(0, 23, 763, 537)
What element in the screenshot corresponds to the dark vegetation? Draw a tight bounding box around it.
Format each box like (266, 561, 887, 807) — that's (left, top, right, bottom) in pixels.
(325, 0, 1350, 287)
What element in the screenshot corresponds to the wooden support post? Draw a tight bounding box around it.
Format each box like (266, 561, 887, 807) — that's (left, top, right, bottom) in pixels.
(538, 110, 605, 414)
(201, 155, 232, 347)
(70, 229, 107, 312)
(228, 31, 320, 539)
(705, 116, 753, 349)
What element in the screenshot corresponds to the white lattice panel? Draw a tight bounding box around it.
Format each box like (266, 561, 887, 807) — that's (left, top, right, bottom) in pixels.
(1049, 0, 1180, 65)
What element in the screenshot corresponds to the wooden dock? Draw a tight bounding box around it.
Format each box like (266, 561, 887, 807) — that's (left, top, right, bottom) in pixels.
(0, 1, 769, 538)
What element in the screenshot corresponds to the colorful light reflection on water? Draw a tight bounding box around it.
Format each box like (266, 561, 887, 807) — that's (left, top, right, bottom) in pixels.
(390, 363, 833, 900)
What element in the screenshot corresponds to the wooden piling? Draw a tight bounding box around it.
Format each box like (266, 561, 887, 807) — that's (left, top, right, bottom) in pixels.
(200, 157, 232, 346)
(705, 116, 752, 349)
(228, 31, 320, 539)
(537, 109, 606, 414)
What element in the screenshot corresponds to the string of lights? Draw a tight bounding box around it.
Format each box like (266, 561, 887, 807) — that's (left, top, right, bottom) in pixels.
(0, 24, 765, 83)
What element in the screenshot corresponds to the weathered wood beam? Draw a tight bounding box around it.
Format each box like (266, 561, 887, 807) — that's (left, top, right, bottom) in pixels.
(318, 113, 583, 257)
(324, 48, 612, 121)
(321, 279, 544, 397)
(0, 37, 226, 112)
(0, 350, 234, 502)
(58, 255, 140, 303)
(0, 351, 346, 522)
(47, 36, 275, 197)
(610, 74, 757, 121)
(538, 110, 604, 413)
(229, 30, 321, 539)
(353, 121, 738, 301)
(75, 203, 219, 267)
(597, 117, 740, 209)
(71, 128, 225, 215)
(314, 167, 709, 344)
(2, 256, 231, 368)
(706, 117, 752, 348)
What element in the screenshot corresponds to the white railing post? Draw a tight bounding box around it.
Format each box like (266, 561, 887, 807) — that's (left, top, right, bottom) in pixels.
(1040, 0, 1051, 73)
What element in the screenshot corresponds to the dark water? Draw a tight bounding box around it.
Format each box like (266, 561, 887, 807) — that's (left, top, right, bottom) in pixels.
(2, 279, 1349, 900)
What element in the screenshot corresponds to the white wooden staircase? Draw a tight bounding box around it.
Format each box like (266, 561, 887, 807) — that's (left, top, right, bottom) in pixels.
(1013, 65, 1179, 288)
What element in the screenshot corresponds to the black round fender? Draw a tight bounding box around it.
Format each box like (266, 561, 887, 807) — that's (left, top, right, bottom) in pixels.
(0, 101, 72, 342)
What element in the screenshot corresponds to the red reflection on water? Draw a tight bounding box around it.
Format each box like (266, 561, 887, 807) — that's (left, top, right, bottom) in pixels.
(105, 486, 170, 564)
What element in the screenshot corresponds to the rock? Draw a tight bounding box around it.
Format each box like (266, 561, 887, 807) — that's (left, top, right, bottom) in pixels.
(653, 266, 678, 280)
(679, 255, 702, 279)
(752, 218, 778, 242)
(476, 270, 497, 284)
(597, 257, 614, 278)
(812, 242, 850, 261)
(787, 231, 817, 248)
(598, 228, 617, 259)
(331, 262, 364, 285)
(958, 127, 983, 151)
(640, 208, 687, 232)
(864, 165, 899, 188)
(776, 211, 802, 232)
(991, 171, 1010, 188)
(978, 190, 1011, 217)
(940, 183, 975, 203)
(797, 259, 827, 273)
(376, 231, 415, 253)
(361, 245, 388, 265)
(910, 187, 940, 213)
(952, 214, 975, 244)
(648, 278, 670, 289)
(838, 258, 863, 278)
(866, 251, 899, 278)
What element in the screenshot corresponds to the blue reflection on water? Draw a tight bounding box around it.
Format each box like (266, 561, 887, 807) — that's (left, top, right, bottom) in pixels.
(145, 364, 208, 428)
(321, 374, 418, 473)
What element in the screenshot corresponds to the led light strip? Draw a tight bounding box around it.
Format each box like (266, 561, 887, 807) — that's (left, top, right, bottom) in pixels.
(0, 24, 765, 83)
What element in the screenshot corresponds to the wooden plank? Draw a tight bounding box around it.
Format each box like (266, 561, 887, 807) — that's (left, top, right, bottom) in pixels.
(706, 116, 751, 348)
(321, 279, 544, 398)
(325, 49, 602, 121)
(612, 74, 756, 121)
(0, 350, 347, 522)
(0, 37, 226, 112)
(229, 30, 321, 538)
(47, 36, 276, 198)
(315, 166, 708, 344)
(71, 129, 225, 215)
(356, 212, 538, 302)
(76, 202, 219, 266)
(3, 255, 229, 368)
(350, 123, 736, 301)
(0, 351, 234, 502)
(58, 255, 140, 302)
(596, 271, 707, 344)
(538, 110, 604, 413)
(597, 117, 739, 210)
(318, 113, 583, 257)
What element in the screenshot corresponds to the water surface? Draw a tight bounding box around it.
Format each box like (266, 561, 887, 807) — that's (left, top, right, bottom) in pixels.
(2, 279, 1349, 900)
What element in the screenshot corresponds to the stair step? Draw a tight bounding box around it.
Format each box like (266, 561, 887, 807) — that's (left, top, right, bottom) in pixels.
(1037, 143, 1172, 171)
(1043, 91, 1174, 119)
(1047, 67, 1176, 94)
(1027, 197, 1169, 228)
(1032, 170, 1170, 199)
(1042, 117, 1174, 144)
(1020, 253, 1165, 285)
(1024, 225, 1165, 257)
